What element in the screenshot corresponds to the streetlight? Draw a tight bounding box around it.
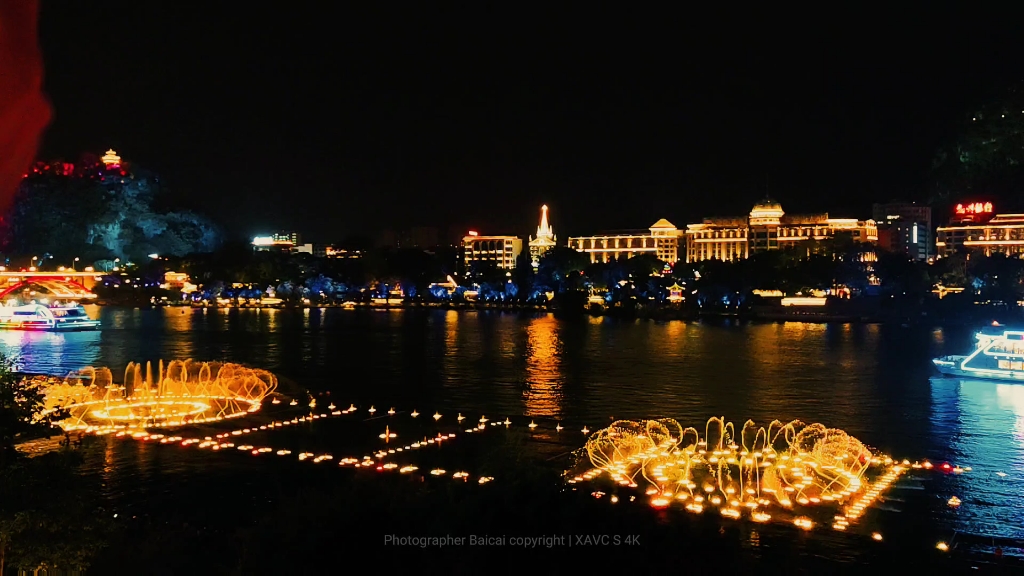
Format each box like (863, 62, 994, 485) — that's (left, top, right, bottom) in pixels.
(73, 257, 79, 271)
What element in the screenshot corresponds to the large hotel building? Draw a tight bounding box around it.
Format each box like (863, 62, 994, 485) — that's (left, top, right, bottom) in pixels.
(936, 202, 1024, 258)
(462, 233, 523, 270)
(460, 201, 880, 273)
(683, 200, 878, 263)
(567, 219, 683, 264)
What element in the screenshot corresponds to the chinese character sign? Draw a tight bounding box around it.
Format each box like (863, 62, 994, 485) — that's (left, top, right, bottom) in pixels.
(955, 202, 993, 216)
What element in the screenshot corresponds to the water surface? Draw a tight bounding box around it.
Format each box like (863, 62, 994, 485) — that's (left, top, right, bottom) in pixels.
(4, 306, 1022, 549)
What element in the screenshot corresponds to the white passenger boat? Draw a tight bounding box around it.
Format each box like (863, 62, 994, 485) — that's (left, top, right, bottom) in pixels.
(933, 327, 1024, 382)
(0, 303, 100, 331)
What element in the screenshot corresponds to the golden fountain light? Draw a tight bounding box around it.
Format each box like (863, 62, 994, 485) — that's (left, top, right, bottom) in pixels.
(569, 417, 910, 531)
(35, 360, 277, 432)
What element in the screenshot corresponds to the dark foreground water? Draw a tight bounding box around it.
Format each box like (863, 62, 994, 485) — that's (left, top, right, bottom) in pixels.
(4, 306, 1024, 571)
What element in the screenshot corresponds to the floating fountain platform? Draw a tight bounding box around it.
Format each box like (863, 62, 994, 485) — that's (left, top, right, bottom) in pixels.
(568, 417, 906, 531)
(33, 359, 278, 433)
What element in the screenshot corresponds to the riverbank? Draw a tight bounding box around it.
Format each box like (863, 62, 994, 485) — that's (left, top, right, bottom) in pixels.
(90, 298, 1024, 327)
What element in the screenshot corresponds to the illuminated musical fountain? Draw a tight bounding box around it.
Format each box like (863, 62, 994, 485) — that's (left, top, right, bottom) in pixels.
(34, 360, 277, 432)
(568, 417, 907, 531)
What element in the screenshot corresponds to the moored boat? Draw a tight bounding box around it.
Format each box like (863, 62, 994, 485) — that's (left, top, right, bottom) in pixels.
(0, 303, 100, 331)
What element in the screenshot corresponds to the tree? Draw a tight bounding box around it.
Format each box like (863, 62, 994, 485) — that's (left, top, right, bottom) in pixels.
(931, 251, 968, 287)
(931, 81, 1024, 204)
(3, 158, 221, 262)
(2, 169, 107, 259)
(1, 450, 110, 573)
(0, 354, 63, 466)
(0, 353, 108, 572)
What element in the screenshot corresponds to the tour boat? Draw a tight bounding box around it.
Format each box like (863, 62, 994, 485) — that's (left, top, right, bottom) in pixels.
(933, 328, 1024, 382)
(0, 303, 100, 331)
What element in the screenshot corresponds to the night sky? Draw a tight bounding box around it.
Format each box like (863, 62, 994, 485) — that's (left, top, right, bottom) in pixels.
(37, 8, 1022, 244)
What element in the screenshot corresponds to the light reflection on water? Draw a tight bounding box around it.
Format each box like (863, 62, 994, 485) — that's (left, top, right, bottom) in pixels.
(0, 325, 101, 373)
(929, 378, 1024, 540)
(524, 315, 563, 418)
(1, 307, 1022, 544)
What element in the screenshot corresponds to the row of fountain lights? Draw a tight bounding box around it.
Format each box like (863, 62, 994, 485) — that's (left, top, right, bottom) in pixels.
(104, 397, 977, 553)
(110, 400, 578, 486)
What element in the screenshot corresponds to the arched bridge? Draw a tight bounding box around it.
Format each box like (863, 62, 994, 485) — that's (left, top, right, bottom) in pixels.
(0, 271, 102, 300)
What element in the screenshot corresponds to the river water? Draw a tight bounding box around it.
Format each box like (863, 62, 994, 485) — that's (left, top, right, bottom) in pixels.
(3, 306, 1024, 559)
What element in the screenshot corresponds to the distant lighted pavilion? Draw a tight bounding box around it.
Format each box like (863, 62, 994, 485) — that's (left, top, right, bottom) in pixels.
(101, 149, 121, 167)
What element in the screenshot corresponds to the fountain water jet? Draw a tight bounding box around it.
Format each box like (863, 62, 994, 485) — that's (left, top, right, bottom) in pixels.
(570, 417, 899, 529)
(31, 359, 278, 432)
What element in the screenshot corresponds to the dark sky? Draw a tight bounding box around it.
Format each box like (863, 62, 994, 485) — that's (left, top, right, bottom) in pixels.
(37, 8, 1022, 243)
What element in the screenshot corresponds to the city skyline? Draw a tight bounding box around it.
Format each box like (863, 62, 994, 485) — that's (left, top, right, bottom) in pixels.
(36, 7, 1024, 241)
(6, 5, 1024, 572)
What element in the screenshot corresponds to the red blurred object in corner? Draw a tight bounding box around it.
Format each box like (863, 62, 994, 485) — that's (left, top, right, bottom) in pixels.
(0, 0, 51, 209)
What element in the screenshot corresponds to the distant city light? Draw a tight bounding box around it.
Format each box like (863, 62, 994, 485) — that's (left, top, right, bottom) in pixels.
(252, 233, 297, 248)
(148, 254, 159, 259)
(467, 231, 478, 236)
(781, 297, 827, 307)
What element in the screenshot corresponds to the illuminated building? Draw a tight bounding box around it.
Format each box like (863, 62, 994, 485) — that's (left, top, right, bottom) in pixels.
(568, 219, 682, 264)
(935, 203, 1024, 258)
(528, 205, 557, 266)
(872, 200, 932, 259)
(667, 283, 685, 302)
(161, 271, 197, 294)
(877, 221, 928, 261)
(100, 149, 121, 167)
(324, 246, 363, 259)
(293, 243, 328, 257)
(685, 200, 878, 263)
(252, 232, 300, 252)
(462, 232, 522, 270)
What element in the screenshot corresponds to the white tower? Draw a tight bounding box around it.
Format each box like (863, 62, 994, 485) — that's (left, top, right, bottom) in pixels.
(528, 204, 557, 267)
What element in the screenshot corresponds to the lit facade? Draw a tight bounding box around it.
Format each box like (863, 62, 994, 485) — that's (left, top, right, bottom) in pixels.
(567, 219, 682, 264)
(252, 232, 300, 252)
(877, 221, 928, 261)
(685, 200, 878, 263)
(161, 271, 197, 293)
(294, 244, 328, 257)
(324, 246, 363, 259)
(462, 233, 522, 270)
(936, 210, 1024, 258)
(528, 205, 557, 266)
(872, 200, 932, 258)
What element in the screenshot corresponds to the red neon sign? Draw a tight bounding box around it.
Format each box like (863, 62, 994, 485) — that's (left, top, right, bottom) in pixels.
(955, 202, 993, 216)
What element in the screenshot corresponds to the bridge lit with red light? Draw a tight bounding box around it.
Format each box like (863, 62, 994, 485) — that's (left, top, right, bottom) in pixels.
(0, 271, 102, 300)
